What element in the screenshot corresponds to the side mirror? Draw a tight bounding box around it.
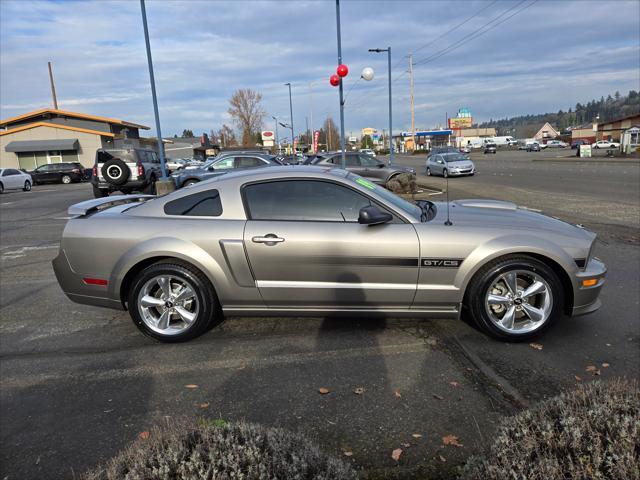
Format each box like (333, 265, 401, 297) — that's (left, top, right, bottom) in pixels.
(208, 166, 215, 171)
(377, 163, 385, 168)
(358, 205, 392, 226)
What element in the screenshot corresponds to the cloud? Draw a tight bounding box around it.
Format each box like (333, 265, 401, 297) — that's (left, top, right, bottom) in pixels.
(1, 0, 638, 137)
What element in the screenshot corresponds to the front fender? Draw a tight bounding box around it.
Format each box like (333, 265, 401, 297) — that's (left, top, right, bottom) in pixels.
(455, 234, 577, 293)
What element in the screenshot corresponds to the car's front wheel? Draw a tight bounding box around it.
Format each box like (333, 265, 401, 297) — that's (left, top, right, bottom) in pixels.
(464, 255, 563, 341)
(128, 260, 220, 342)
(442, 168, 448, 178)
(23, 180, 31, 191)
(183, 179, 200, 187)
(426, 167, 431, 176)
(61, 175, 72, 184)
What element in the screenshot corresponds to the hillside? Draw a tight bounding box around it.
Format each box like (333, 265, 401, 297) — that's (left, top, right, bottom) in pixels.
(478, 90, 639, 138)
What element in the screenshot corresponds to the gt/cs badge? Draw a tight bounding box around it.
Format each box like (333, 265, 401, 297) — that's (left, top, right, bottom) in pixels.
(422, 258, 463, 268)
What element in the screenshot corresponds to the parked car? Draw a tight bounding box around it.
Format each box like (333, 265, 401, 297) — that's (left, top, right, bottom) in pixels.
(546, 140, 568, 148)
(483, 143, 497, 154)
(426, 152, 475, 177)
(459, 146, 471, 154)
(53, 166, 607, 343)
(526, 142, 541, 152)
(165, 158, 190, 172)
(172, 153, 280, 188)
(592, 140, 620, 149)
(309, 151, 415, 186)
(571, 139, 590, 149)
(359, 148, 376, 157)
(0, 168, 32, 193)
(29, 162, 87, 185)
(91, 148, 163, 198)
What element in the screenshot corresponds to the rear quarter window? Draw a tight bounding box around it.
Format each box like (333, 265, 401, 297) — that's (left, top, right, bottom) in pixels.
(164, 189, 223, 217)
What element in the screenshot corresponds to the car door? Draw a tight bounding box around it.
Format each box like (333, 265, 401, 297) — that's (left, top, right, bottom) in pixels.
(242, 179, 420, 309)
(433, 155, 444, 175)
(1, 169, 19, 189)
(34, 164, 54, 183)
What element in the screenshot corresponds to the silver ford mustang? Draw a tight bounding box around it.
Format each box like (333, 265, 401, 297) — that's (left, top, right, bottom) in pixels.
(52, 166, 606, 343)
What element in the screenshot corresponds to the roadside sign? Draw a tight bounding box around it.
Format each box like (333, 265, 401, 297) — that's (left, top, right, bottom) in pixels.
(579, 145, 592, 158)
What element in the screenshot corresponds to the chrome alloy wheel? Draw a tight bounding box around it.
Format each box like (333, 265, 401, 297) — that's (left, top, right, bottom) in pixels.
(484, 270, 553, 334)
(106, 165, 123, 180)
(137, 275, 199, 335)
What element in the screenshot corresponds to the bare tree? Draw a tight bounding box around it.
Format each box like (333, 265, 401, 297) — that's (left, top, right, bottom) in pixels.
(217, 124, 238, 147)
(228, 89, 266, 146)
(322, 116, 339, 151)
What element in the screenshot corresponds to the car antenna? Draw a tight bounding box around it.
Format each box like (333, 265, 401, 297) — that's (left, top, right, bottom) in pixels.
(444, 173, 452, 226)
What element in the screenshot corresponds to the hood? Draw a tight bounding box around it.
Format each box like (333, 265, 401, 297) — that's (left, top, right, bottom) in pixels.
(435, 199, 594, 242)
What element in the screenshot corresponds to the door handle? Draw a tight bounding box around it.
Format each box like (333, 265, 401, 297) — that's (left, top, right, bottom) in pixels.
(252, 234, 285, 245)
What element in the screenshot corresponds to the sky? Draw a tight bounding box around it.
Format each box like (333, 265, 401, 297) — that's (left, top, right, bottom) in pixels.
(1, 0, 639, 139)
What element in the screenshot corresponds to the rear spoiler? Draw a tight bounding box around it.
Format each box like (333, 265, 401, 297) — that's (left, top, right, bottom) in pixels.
(68, 194, 154, 217)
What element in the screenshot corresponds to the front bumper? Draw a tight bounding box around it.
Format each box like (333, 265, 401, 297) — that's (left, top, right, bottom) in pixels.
(571, 257, 607, 316)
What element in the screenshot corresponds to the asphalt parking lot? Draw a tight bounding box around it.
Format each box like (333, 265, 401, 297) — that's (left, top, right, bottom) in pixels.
(1, 151, 639, 480)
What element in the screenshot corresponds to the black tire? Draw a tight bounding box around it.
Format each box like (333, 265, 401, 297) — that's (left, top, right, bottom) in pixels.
(464, 255, 564, 341)
(143, 178, 157, 194)
(23, 180, 31, 192)
(101, 158, 130, 185)
(92, 185, 109, 198)
(0, 182, 4, 194)
(183, 179, 200, 187)
(61, 174, 72, 184)
(128, 260, 221, 343)
(442, 168, 448, 178)
(426, 167, 431, 176)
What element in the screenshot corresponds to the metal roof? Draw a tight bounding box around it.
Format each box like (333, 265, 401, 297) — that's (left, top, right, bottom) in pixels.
(4, 138, 79, 152)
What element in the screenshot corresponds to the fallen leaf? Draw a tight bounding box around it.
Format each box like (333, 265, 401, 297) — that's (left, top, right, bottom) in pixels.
(605, 343, 612, 347)
(342, 448, 353, 457)
(199, 403, 210, 409)
(184, 384, 198, 389)
(394, 390, 402, 398)
(442, 434, 463, 448)
(529, 342, 543, 350)
(411, 433, 422, 438)
(602, 363, 610, 368)
(354, 387, 365, 395)
(439, 454, 447, 463)
(585, 365, 601, 376)
(574, 375, 583, 382)
(138, 431, 150, 440)
(402, 442, 411, 448)
(449, 381, 459, 387)
(391, 448, 403, 461)
(318, 387, 330, 394)
(432, 393, 444, 400)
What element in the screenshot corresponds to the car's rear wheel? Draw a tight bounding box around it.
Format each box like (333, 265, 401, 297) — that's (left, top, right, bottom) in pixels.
(143, 177, 157, 194)
(23, 180, 31, 191)
(464, 255, 563, 341)
(61, 175, 71, 184)
(128, 260, 220, 342)
(442, 168, 448, 178)
(92, 185, 109, 198)
(426, 167, 431, 176)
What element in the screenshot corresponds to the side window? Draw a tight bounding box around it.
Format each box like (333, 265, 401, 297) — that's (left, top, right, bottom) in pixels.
(164, 189, 223, 216)
(345, 155, 360, 167)
(213, 157, 235, 169)
(235, 156, 264, 168)
(8, 169, 20, 175)
(359, 154, 378, 167)
(150, 152, 159, 163)
(244, 180, 372, 222)
(37, 165, 51, 172)
(437, 155, 444, 164)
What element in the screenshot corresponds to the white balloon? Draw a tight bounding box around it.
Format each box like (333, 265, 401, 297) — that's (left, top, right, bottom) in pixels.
(361, 67, 374, 81)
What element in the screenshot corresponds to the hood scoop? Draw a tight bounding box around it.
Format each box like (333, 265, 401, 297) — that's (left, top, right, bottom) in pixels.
(454, 199, 517, 210)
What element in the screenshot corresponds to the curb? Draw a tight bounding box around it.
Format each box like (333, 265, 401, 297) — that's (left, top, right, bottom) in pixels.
(532, 158, 639, 164)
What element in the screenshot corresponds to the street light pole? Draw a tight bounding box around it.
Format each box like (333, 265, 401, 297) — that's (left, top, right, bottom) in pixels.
(285, 83, 294, 155)
(335, 0, 346, 169)
(369, 47, 393, 166)
(272, 116, 280, 153)
(140, 0, 167, 179)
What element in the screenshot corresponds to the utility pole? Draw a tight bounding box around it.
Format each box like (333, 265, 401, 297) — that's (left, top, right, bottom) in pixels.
(369, 47, 393, 165)
(335, 0, 346, 168)
(308, 82, 315, 153)
(272, 116, 280, 153)
(48, 62, 58, 109)
(285, 83, 294, 154)
(409, 54, 415, 152)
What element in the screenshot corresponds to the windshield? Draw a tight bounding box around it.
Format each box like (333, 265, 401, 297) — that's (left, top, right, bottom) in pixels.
(442, 153, 469, 163)
(346, 173, 421, 219)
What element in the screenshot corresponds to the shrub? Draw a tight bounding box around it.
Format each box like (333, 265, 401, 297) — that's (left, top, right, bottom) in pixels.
(462, 378, 640, 480)
(83, 419, 357, 480)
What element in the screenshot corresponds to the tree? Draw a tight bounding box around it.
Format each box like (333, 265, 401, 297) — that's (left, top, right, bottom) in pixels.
(181, 129, 194, 138)
(217, 124, 237, 147)
(361, 135, 373, 149)
(322, 116, 339, 151)
(228, 89, 266, 146)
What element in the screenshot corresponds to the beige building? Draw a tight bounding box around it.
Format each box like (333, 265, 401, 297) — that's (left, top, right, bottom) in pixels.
(533, 122, 560, 141)
(454, 127, 496, 148)
(0, 108, 150, 170)
(597, 113, 640, 142)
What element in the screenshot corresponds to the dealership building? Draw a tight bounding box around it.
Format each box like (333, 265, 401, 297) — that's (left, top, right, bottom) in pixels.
(0, 108, 150, 170)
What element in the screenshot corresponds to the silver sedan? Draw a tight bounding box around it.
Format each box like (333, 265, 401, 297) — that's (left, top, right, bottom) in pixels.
(426, 152, 475, 177)
(53, 166, 606, 343)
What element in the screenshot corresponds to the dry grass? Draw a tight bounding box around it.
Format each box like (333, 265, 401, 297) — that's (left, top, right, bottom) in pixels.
(462, 378, 640, 480)
(82, 419, 357, 480)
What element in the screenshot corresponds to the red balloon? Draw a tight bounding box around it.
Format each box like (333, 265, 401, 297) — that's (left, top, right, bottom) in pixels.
(337, 64, 349, 77)
(329, 74, 340, 87)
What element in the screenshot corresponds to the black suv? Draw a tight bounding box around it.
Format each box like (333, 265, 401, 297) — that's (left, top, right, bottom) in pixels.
(92, 148, 163, 198)
(29, 162, 88, 185)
